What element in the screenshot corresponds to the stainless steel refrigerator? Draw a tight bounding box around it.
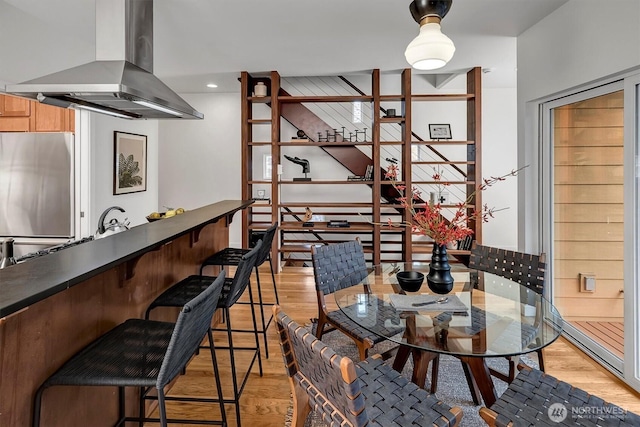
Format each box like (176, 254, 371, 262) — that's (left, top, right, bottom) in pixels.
(0, 132, 75, 258)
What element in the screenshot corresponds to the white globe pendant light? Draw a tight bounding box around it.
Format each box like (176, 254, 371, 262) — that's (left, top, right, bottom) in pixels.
(405, 0, 455, 70)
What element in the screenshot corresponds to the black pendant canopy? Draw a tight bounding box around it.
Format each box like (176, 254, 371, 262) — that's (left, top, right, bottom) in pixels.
(409, 0, 453, 23)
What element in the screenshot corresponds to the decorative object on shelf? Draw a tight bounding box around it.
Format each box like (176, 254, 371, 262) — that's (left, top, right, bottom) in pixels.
(405, 0, 455, 70)
(327, 220, 350, 228)
(114, 131, 147, 195)
(427, 243, 454, 294)
(254, 81, 267, 97)
(385, 108, 397, 118)
(284, 155, 311, 181)
(0, 238, 17, 269)
(396, 270, 424, 292)
(429, 123, 452, 140)
(302, 207, 313, 224)
(302, 206, 316, 227)
(291, 129, 309, 141)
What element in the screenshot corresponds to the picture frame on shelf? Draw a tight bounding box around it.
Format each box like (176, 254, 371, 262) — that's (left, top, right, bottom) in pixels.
(113, 131, 147, 195)
(428, 124, 452, 140)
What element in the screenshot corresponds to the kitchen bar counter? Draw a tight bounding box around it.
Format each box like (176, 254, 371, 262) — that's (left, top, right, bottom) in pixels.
(0, 199, 252, 317)
(0, 200, 252, 427)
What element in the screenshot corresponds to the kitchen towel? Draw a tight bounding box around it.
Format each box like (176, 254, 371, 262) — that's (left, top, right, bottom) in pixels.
(388, 293, 468, 313)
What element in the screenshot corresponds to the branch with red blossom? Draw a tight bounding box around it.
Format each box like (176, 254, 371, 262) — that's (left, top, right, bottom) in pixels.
(380, 164, 526, 246)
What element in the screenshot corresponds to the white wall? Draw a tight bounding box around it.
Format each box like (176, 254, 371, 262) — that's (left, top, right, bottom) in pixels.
(89, 113, 159, 236)
(516, 0, 640, 250)
(158, 93, 242, 247)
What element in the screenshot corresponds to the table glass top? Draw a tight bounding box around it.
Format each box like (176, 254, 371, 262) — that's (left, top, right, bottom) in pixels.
(334, 262, 564, 358)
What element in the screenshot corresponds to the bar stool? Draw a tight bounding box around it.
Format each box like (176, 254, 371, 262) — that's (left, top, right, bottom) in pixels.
(146, 241, 263, 427)
(33, 273, 227, 427)
(200, 222, 278, 358)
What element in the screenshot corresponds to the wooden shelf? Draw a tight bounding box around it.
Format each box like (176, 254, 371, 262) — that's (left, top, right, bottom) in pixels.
(411, 94, 474, 101)
(380, 117, 405, 123)
(280, 221, 374, 231)
(278, 180, 374, 184)
(241, 68, 482, 267)
(411, 140, 475, 145)
(279, 141, 373, 146)
(278, 95, 373, 103)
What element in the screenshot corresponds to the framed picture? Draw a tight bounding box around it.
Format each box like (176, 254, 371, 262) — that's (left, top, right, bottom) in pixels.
(114, 131, 147, 195)
(429, 124, 452, 140)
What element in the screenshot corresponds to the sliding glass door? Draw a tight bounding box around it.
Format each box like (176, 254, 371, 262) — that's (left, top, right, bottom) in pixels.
(541, 75, 639, 391)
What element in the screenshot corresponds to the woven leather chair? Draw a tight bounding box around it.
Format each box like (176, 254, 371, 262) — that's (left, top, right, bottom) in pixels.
(33, 273, 227, 427)
(200, 222, 279, 358)
(274, 305, 463, 427)
(311, 240, 404, 360)
(145, 241, 263, 427)
(469, 241, 547, 381)
(479, 366, 640, 427)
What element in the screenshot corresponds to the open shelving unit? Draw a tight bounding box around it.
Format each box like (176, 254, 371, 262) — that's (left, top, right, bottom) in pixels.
(240, 68, 482, 269)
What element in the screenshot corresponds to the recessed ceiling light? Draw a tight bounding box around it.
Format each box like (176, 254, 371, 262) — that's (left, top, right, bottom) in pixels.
(206, 83, 218, 88)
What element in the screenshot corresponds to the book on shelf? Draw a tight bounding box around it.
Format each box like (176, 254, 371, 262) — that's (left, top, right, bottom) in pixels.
(251, 197, 271, 203)
(347, 175, 366, 181)
(290, 138, 309, 142)
(327, 220, 350, 228)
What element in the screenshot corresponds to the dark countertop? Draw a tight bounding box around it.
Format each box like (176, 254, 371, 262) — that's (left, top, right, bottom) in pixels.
(0, 200, 253, 318)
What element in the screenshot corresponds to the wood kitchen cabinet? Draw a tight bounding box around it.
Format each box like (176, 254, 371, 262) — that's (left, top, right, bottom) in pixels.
(0, 94, 75, 132)
(0, 94, 31, 116)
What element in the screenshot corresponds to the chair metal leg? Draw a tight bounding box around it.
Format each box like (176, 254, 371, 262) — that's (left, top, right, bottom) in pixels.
(157, 389, 168, 427)
(268, 255, 279, 305)
(207, 329, 228, 426)
(254, 265, 269, 358)
(246, 284, 264, 376)
(225, 308, 243, 427)
(138, 386, 145, 427)
(32, 385, 46, 427)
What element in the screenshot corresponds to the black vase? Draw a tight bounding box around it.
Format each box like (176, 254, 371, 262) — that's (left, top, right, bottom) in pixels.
(427, 243, 454, 294)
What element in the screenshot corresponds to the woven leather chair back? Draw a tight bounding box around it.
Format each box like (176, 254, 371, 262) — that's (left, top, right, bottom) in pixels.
(311, 240, 368, 296)
(221, 240, 262, 307)
(255, 222, 278, 266)
(469, 242, 546, 295)
(274, 308, 368, 426)
(157, 272, 225, 388)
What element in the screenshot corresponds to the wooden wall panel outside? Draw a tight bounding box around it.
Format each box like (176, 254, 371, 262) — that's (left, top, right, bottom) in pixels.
(0, 222, 228, 427)
(554, 127, 624, 146)
(555, 203, 624, 223)
(554, 222, 624, 241)
(553, 90, 624, 321)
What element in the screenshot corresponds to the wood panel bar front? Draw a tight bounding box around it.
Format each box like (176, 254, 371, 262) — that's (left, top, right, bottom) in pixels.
(0, 200, 252, 426)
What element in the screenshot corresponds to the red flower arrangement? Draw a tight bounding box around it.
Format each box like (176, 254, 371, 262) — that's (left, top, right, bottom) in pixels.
(384, 164, 523, 246)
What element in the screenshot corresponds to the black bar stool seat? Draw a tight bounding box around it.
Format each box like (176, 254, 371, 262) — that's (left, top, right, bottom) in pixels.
(33, 274, 227, 427)
(200, 222, 278, 358)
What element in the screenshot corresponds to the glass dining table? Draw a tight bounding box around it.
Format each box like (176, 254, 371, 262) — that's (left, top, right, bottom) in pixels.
(333, 262, 564, 407)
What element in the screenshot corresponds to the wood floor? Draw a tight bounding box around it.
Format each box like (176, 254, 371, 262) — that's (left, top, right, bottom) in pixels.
(159, 266, 640, 426)
(573, 320, 625, 359)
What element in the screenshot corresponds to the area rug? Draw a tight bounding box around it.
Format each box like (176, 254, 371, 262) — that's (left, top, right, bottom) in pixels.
(284, 321, 539, 427)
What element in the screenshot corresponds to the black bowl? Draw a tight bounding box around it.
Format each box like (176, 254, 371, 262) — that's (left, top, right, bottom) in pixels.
(396, 271, 424, 292)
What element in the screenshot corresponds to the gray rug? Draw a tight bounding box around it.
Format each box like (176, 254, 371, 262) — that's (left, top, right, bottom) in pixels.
(285, 322, 539, 427)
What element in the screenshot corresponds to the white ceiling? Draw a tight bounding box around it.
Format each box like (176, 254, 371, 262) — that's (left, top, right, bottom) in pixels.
(0, 0, 568, 92)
